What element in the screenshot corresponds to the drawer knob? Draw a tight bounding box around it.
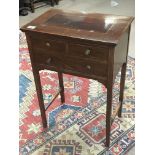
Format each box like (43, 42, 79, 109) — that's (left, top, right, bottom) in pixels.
(46, 42, 51, 47)
(85, 49, 91, 55)
(46, 57, 52, 64)
(86, 65, 91, 70)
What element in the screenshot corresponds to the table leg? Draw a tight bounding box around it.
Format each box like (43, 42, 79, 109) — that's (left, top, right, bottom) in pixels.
(118, 63, 127, 117)
(58, 72, 65, 103)
(50, 0, 55, 6)
(30, 0, 35, 13)
(33, 69, 47, 128)
(55, 0, 59, 5)
(105, 81, 113, 147)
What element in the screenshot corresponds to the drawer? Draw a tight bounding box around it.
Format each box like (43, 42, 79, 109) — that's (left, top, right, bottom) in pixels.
(33, 51, 66, 69)
(64, 58, 107, 77)
(33, 51, 107, 77)
(31, 37, 66, 54)
(68, 43, 109, 61)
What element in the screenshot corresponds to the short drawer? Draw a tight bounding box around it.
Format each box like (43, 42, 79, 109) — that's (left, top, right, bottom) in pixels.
(68, 43, 109, 61)
(31, 37, 66, 54)
(32, 51, 65, 69)
(64, 58, 108, 77)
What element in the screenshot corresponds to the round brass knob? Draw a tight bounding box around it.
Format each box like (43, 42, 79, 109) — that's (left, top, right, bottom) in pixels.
(46, 42, 51, 47)
(85, 49, 91, 56)
(46, 57, 52, 64)
(86, 65, 91, 70)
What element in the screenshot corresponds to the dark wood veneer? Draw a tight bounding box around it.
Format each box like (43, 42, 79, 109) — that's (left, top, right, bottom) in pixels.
(21, 9, 134, 147)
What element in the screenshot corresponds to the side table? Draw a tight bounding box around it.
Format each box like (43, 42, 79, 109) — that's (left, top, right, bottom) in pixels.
(21, 9, 134, 147)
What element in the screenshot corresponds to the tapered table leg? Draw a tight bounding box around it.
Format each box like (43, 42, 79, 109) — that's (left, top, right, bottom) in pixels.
(55, 0, 59, 5)
(50, 0, 55, 6)
(58, 72, 65, 104)
(30, 0, 35, 13)
(118, 63, 127, 117)
(33, 68, 47, 128)
(105, 81, 113, 147)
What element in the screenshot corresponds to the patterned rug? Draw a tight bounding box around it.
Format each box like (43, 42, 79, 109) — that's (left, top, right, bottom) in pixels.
(19, 32, 135, 155)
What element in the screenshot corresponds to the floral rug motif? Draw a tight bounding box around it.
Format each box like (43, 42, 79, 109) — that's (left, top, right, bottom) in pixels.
(19, 32, 135, 155)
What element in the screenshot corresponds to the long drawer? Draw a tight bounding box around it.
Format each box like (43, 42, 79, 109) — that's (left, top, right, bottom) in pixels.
(33, 51, 108, 77)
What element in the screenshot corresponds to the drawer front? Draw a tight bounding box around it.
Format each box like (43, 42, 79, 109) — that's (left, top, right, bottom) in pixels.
(68, 43, 109, 61)
(64, 58, 107, 77)
(33, 51, 66, 69)
(33, 51, 107, 77)
(31, 37, 66, 54)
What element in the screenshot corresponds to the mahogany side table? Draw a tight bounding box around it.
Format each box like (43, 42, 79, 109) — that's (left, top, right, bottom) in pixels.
(21, 9, 134, 147)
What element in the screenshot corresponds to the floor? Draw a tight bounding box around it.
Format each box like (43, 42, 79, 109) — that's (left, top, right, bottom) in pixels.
(19, 0, 135, 154)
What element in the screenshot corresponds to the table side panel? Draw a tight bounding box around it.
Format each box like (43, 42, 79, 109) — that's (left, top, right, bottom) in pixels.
(113, 28, 130, 79)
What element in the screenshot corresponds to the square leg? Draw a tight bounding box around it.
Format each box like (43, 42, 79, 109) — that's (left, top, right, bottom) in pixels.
(58, 72, 65, 103)
(54, 0, 59, 5)
(30, 0, 35, 13)
(50, 0, 55, 6)
(33, 69, 47, 128)
(118, 63, 127, 117)
(105, 82, 113, 147)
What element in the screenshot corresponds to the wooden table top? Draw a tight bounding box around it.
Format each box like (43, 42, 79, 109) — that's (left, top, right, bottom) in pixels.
(21, 9, 134, 45)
